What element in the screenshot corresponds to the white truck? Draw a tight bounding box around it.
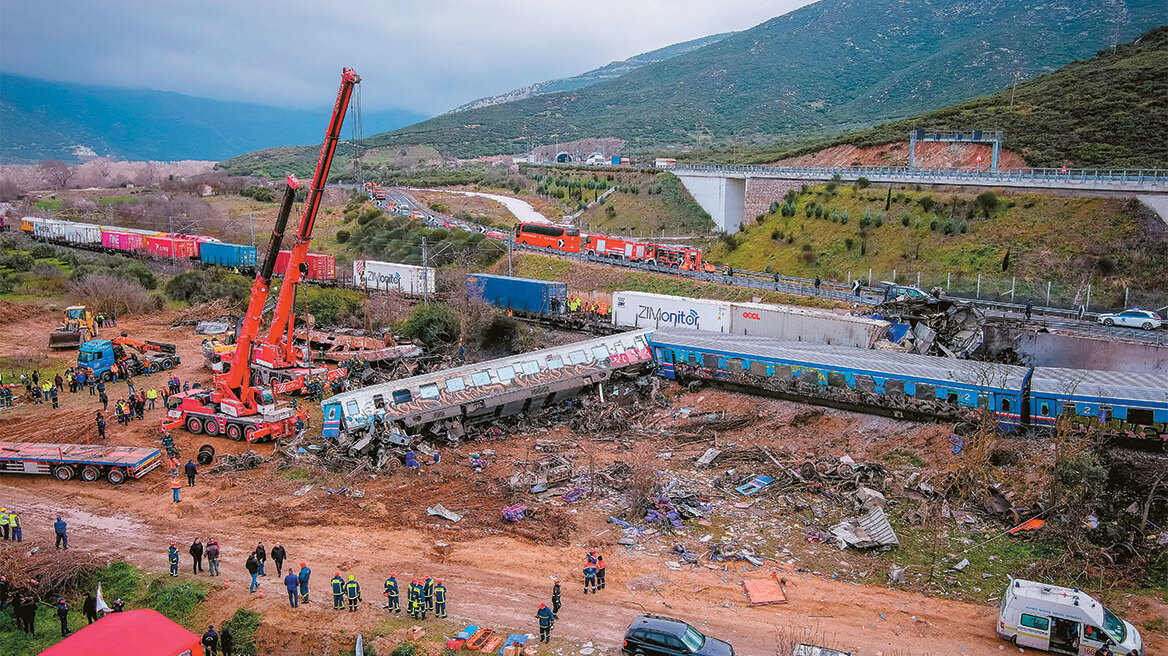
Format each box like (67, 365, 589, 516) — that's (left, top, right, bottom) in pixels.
(997, 578, 1144, 655)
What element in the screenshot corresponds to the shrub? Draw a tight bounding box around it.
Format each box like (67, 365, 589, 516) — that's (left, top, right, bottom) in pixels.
(1, 251, 35, 272)
(771, 229, 782, 241)
(959, 220, 969, 234)
(801, 243, 812, 252)
(845, 237, 854, 250)
(855, 176, 871, 190)
(392, 644, 419, 656)
(859, 211, 873, 229)
(1096, 255, 1116, 276)
(814, 205, 824, 219)
(428, 202, 449, 214)
(901, 214, 911, 227)
(942, 220, 956, 235)
(769, 201, 781, 214)
(929, 218, 939, 231)
(918, 196, 936, 213)
(804, 203, 815, 218)
(756, 214, 767, 224)
(399, 302, 461, 347)
(719, 233, 741, 252)
(975, 190, 1000, 218)
(164, 269, 249, 306)
(839, 212, 849, 225)
(786, 235, 795, 244)
(860, 240, 867, 255)
(874, 215, 884, 228)
(335, 229, 351, 243)
(70, 272, 154, 315)
(800, 250, 815, 263)
(222, 609, 262, 656)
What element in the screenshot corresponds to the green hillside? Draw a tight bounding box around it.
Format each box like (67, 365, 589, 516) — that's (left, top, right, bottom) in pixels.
(221, 0, 1163, 172)
(698, 26, 1168, 168)
(709, 184, 1168, 309)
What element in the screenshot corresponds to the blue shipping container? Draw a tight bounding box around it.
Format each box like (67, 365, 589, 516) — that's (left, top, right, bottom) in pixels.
(200, 242, 257, 269)
(466, 273, 567, 314)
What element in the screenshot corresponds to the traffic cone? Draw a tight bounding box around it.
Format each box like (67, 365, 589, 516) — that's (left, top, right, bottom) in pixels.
(223, 578, 230, 589)
(257, 584, 263, 599)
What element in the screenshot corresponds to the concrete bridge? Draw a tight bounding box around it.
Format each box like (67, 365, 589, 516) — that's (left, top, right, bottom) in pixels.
(673, 165, 1168, 232)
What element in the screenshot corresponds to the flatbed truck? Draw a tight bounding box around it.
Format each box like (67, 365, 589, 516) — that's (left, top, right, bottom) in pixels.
(0, 442, 163, 484)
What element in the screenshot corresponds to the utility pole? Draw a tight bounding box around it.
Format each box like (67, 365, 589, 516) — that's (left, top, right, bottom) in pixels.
(421, 237, 429, 304)
(249, 213, 256, 248)
(1009, 69, 1022, 107)
(507, 238, 513, 276)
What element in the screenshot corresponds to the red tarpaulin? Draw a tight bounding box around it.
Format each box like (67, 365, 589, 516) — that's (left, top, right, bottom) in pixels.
(39, 609, 201, 656)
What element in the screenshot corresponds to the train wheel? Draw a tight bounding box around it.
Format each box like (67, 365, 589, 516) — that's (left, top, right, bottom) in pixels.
(107, 468, 127, 485)
(186, 416, 204, 434)
(80, 465, 101, 482)
(53, 465, 74, 481)
(225, 424, 242, 441)
(204, 420, 221, 437)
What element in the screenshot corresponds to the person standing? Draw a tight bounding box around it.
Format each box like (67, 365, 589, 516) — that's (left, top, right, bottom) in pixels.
(201, 624, 219, 656)
(246, 554, 260, 593)
(383, 574, 399, 613)
(50, 385, 59, 409)
(814, 275, 821, 294)
(190, 538, 204, 574)
(9, 509, 21, 543)
(54, 515, 68, 550)
(83, 592, 98, 624)
(171, 475, 181, 503)
(582, 559, 597, 594)
(146, 387, 157, 410)
(297, 563, 311, 604)
(284, 569, 300, 608)
(219, 626, 233, 656)
(0, 576, 8, 612)
(345, 575, 361, 612)
(168, 542, 180, 577)
(95, 413, 106, 441)
(433, 580, 447, 619)
(20, 593, 38, 634)
(0, 508, 7, 540)
(424, 575, 435, 613)
(1025, 298, 1034, 321)
(551, 578, 561, 618)
(99, 390, 109, 412)
(536, 603, 554, 643)
(330, 572, 345, 610)
(185, 460, 197, 487)
(205, 539, 220, 577)
(56, 597, 71, 637)
(270, 543, 286, 576)
(254, 543, 267, 576)
(596, 555, 606, 590)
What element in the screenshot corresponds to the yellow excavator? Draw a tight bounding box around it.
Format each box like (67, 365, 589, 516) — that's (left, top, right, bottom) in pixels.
(49, 305, 98, 349)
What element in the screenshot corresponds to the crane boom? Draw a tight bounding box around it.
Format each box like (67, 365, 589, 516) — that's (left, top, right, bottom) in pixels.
(264, 67, 360, 357)
(223, 176, 300, 404)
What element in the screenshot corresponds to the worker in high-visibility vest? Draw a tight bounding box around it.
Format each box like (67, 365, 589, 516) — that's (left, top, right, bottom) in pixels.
(0, 508, 8, 540)
(345, 575, 361, 612)
(170, 476, 181, 503)
(146, 388, 158, 410)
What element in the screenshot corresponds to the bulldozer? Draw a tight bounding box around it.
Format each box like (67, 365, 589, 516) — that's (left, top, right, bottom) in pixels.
(49, 306, 98, 349)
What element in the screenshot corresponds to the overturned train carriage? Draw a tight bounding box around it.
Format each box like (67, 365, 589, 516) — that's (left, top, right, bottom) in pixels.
(323, 330, 654, 460)
(648, 330, 1168, 445)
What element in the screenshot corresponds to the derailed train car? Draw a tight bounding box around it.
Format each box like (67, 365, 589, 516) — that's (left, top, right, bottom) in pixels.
(649, 330, 1168, 445)
(322, 329, 654, 464)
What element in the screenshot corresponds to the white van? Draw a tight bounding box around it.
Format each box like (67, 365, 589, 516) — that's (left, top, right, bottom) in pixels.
(998, 578, 1144, 655)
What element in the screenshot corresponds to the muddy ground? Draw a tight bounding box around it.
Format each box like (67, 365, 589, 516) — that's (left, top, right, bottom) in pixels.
(1, 307, 1164, 655)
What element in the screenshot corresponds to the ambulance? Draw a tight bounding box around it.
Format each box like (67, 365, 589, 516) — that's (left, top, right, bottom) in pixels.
(997, 578, 1144, 654)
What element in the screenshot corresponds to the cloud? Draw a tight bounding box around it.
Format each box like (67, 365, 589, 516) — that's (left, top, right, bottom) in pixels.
(0, 0, 813, 115)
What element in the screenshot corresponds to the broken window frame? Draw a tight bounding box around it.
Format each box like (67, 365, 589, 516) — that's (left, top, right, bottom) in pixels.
(418, 383, 440, 400)
(521, 360, 540, 375)
(546, 357, 564, 370)
(392, 389, 413, 404)
(444, 377, 466, 393)
(568, 350, 588, 365)
(591, 344, 611, 361)
(471, 370, 492, 386)
(496, 365, 516, 383)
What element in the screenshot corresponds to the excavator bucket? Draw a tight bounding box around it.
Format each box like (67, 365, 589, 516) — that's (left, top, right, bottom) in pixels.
(48, 329, 84, 349)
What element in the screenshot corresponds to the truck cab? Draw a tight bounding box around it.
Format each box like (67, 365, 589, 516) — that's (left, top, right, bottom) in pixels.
(997, 578, 1143, 655)
(79, 340, 180, 381)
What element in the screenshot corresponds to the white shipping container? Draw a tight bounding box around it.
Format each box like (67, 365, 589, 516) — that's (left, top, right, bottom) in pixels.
(728, 301, 891, 349)
(611, 291, 730, 332)
(32, 218, 67, 241)
(62, 221, 103, 245)
(354, 259, 435, 295)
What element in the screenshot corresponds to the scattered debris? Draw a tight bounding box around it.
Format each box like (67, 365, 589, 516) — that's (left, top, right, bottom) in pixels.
(736, 475, 774, 495)
(695, 448, 722, 467)
(209, 450, 264, 473)
(742, 573, 787, 606)
(426, 504, 463, 523)
(502, 503, 528, 522)
(888, 565, 908, 583)
(830, 506, 899, 549)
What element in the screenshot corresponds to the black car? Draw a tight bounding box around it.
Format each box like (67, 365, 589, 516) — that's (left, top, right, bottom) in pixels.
(622, 615, 734, 656)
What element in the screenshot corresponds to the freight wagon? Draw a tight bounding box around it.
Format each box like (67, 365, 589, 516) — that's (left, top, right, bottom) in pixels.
(467, 273, 567, 314)
(199, 242, 257, 270)
(354, 259, 435, 295)
(62, 222, 103, 246)
(101, 230, 145, 252)
(143, 234, 198, 259)
(274, 250, 336, 280)
(0, 442, 163, 484)
(182, 235, 221, 257)
(612, 291, 731, 332)
(728, 301, 890, 349)
(31, 218, 68, 241)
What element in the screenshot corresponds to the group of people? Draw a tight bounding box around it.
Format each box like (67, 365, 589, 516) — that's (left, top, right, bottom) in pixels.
(199, 623, 236, 656)
(0, 507, 22, 541)
(554, 295, 610, 318)
(94, 311, 117, 328)
(169, 538, 222, 577)
(1, 575, 126, 638)
(378, 575, 447, 619)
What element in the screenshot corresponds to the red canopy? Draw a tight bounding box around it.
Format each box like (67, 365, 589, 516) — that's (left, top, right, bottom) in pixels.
(40, 609, 201, 656)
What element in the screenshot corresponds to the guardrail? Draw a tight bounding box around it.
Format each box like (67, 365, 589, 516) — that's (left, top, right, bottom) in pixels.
(672, 164, 1168, 188)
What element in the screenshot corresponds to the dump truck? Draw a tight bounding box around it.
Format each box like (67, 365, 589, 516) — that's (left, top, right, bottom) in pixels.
(49, 305, 98, 349)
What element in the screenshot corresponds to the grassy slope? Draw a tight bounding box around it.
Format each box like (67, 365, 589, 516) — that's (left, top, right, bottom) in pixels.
(690, 26, 1168, 168)
(710, 184, 1168, 307)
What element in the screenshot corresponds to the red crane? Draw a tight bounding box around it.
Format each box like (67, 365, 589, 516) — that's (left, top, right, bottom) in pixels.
(254, 67, 361, 385)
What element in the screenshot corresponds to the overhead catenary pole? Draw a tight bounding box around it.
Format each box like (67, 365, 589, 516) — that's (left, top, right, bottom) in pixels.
(421, 237, 428, 305)
(508, 238, 513, 276)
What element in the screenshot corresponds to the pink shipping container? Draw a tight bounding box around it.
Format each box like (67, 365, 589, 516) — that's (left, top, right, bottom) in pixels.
(143, 235, 197, 259)
(274, 250, 336, 280)
(101, 231, 144, 252)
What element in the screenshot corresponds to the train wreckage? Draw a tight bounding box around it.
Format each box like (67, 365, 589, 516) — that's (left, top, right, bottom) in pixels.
(322, 330, 654, 466)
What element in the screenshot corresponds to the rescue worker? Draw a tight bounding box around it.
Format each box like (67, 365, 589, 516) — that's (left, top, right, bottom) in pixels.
(536, 603, 554, 642)
(0, 507, 7, 540)
(297, 563, 311, 603)
(345, 574, 361, 612)
(383, 574, 400, 613)
(405, 579, 418, 618)
(330, 572, 345, 610)
(202, 624, 219, 656)
(171, 474, 181, 503)
(168, 542, 180, 577)
(551, 578, 561, 618)
(424, 575, 435, 612)
(583, 559, 598, 594)
(433, 579, 447, 618)
(147, 387, 157, 409)
(9, 509, 22, 542)
(57, 597, 71, 636)
(95, 413, 106, 441)
(596, 554, 606, 590)
(284, 569, 300, 608)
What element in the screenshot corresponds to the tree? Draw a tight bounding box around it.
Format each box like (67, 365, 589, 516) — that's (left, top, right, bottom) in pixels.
(918, 195, 936, 213)
(38, 160, 73, 189)
(855, 176, 871, 190)
(975, 191, 1000, 218)
(1001, 248, 1011, 272)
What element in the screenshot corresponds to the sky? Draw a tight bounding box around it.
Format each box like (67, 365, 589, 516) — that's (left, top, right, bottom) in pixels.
(0, 0, 815, 116)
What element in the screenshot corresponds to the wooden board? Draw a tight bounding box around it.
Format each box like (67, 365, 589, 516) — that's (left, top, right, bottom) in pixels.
(743, 577, 787, 606)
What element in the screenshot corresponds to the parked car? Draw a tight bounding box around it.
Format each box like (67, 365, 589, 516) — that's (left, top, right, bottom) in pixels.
(622, 615, 733, 656)
(1097, 308, 1162, 330)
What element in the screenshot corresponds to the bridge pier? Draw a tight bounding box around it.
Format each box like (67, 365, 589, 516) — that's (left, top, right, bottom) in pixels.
(674, 173, 747, 233)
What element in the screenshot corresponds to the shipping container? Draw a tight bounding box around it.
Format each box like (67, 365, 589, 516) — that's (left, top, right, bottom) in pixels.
(728, 301, 891, 349)
(199, 242, 257, 269)
(32, 218, 68, 241)
(143, 234, 198, 259)
(611, 291, 730, 332)
(466, 273, 567, 314)
(354, 259, 435, 295)
(62, 221, 103, 245)
(172, 234, 220, 257)
(101, 230, 145, 252)
(274, 250, 336, 280)
(121, 227, 163, 237)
